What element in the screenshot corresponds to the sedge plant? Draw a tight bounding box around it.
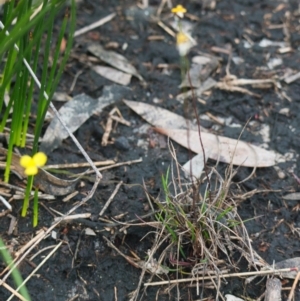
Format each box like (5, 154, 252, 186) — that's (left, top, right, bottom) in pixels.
(150, 5, 256, 282)
(0, 0, 76, 224)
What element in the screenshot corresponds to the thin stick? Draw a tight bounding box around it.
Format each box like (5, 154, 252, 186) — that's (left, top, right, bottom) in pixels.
(53, 213, 91, 222)
(83, 158, 143, 175)
(144, 268, 297, 287)
(98, 159, 142, 172)
(62, 191, 79, 202)
(157, 21, 176, 37)
(29, 245, 58, 261)
(74, 13, 116, 37)
(287, 271, 300, 301)
(13, 229, 46, 261)
(99, 181, 123, 216)
(45, 160, 115, 169)
(0, 195, 12, 210)
(0, 280, 28, 301)
(103, 236, 141, 269)
(6, 242, 63, 301)
(114, 286, 117, 301)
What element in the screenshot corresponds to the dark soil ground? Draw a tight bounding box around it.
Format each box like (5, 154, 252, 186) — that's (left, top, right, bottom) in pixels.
(2, 0, 300, 300)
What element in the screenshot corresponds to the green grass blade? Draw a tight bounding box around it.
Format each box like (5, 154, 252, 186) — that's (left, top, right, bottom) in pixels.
(0, 238, 31, 301)
(33, 189, 39, 227)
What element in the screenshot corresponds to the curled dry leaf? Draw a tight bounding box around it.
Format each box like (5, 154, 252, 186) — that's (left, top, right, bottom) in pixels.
(0, 148, 82, 196)
(34, 168, 85, 196)
(155, 128, 276, 167)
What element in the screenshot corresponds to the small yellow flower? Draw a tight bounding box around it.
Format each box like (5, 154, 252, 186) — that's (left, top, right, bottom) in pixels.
(171, 5, 187, 18)
(176, 31, 196, 56)
(20, 152, 47, 176)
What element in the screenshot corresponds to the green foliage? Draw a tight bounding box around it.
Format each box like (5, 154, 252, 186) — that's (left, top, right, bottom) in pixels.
(0, 0, 76, 221)
(0, 238, 31, 300)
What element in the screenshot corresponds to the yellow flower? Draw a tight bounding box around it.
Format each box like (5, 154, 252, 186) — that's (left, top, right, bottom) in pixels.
(20, 152, 47, 176)
(176, 31, 196, 56)
(171, 5, 187, 18)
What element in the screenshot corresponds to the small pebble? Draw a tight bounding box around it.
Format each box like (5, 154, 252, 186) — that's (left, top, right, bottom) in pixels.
(114, 136, 130, 151)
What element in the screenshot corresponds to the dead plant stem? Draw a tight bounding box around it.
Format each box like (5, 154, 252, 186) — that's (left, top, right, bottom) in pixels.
(144, 267, 296, 286)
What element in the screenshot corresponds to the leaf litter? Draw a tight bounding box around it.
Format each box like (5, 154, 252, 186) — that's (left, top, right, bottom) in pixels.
(87, 44, 145, 83)
(124, 100, 276, 167)
(41, 85, 131, 152)
(2, 1, 300, 301)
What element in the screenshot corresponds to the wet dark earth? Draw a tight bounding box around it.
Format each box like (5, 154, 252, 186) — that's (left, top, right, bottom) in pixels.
(2, 0, 300, 300)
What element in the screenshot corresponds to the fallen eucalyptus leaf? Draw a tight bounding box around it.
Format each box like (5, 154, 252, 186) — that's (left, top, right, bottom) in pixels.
(88, 44, 144, 82)
(264, 278, 281, 301)
(179, 56, 218, 88)
(274, 257, 300, 279)
(85, 228, 96, 236)
(225, 294, 244, 301)
(176, 77, 217, 102)
(41, 85, 131, 152)
(52, 92, 72, 102)
(155, 128, 276, 167)
(34, 168, 83, 196)
(182, 152, 210, 180)
(124, 101, 275, 167)
(92, 65, 132, 86)
(123, 99, 204, 132)
(282, 192, 300, 201)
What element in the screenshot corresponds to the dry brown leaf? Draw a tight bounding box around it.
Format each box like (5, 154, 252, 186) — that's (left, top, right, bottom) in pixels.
(182, 152, 210, 180)
(274, 257, 300, 279)
(123, 100, 205, 132)
(283, 193, 300, 201)
(179, 56, 218, 88)
(225, 295, 244, 301)
(124, 100, 275, 167)
(155, 128, 275, 167)
(88, 44, 144, 82)
(42, 85, 130, 152)
(264, 278, 281, 301)
(92, 65, 132, 86)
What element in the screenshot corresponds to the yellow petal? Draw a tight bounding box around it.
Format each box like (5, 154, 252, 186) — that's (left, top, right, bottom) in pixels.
(25, 166, 38, 176)
(33, 152, 47, 167)
(171, 5, 187, 14)
(20, 155, 34, 168)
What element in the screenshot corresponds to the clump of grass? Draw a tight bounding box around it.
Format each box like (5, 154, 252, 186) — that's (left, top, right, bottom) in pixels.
(148, 143, 256, 295)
